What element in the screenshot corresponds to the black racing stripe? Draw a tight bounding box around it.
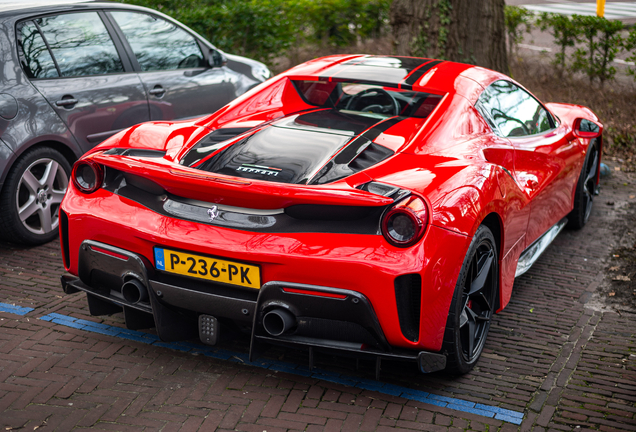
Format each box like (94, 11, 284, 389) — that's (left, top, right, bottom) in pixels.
(360, 117, 403, 141)
(403, 60, 443, 86)
(333, 117, 402, 164)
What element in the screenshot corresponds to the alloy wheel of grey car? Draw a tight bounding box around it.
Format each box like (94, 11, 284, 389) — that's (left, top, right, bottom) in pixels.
(0, 147, 71, 245)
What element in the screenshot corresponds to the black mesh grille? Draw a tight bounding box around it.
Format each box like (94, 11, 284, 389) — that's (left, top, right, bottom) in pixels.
(394, 274, 422, 342)
(60, 210, 69, 269)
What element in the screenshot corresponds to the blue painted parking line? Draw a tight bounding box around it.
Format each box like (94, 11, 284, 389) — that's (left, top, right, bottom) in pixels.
(0, 302, 34, 316)
(36, 312, 524, 425)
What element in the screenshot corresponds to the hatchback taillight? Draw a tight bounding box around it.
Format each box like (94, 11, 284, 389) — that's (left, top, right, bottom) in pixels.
(381, 196, 428, 247)
(72, 160, 103, 194)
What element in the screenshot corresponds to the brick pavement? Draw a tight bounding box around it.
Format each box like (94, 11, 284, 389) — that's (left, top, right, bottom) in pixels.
(0, 163, 634, 431)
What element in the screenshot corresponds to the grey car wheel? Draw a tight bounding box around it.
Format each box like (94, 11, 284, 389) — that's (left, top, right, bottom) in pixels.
(0, 147, 71, 245)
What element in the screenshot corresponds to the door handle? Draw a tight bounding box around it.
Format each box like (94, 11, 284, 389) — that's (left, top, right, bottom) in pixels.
(55, 98, 78, 107)
(149, 86, 165, 97)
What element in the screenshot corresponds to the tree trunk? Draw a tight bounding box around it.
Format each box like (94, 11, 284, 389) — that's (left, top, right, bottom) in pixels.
(390, 0, 508, 74)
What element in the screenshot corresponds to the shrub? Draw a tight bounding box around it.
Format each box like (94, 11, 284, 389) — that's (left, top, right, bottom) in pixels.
(571, 15, 624, 85)
(625, 26, 636, 80)
(536, 12, 580, 75)
(504, 6, 533, 59)
(118, 0, 391, 65)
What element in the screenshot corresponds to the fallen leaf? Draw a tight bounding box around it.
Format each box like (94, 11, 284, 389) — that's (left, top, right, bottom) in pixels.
(615, 166, 621, 171)
(613, 275, 631, 282)
(630, 195, 636, 199)
(609, 292, 616, 296)
(529, 308, 534, 313)
(609, 266, 620, 271)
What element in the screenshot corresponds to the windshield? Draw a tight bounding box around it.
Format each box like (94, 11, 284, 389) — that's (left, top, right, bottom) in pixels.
(292, 80, 443, 120)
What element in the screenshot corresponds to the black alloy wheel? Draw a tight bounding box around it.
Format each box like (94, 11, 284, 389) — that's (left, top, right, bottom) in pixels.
(567, 142, 599, 229)
(442, 225, 498, 374)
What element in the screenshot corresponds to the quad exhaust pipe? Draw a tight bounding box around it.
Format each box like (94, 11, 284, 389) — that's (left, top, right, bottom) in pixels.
(121, 278, 148, 304)
(262, 308, 296, 336)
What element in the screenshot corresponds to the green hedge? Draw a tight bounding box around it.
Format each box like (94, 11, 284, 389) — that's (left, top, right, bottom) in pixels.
(506, 6, 636, 85)
(119, 0, 391, 64)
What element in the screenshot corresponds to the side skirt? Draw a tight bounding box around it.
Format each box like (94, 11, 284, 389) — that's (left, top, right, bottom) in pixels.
(515, 217, 568, 278)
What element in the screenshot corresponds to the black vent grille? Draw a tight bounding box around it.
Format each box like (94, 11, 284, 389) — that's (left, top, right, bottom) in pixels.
(348, 142, 393, 172)
(60, 210, 69, 269)
(394, 274, 422, 342)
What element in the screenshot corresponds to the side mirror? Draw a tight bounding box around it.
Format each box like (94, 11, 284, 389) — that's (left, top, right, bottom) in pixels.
(573, 118, 601, 139)
(209, 49, 227, 68)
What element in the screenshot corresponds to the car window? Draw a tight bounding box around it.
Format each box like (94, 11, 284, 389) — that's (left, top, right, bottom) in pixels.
(477, 80, 553, 137)
(292, 80, 443, 120)
(16, 21, 59, 79)
(34, 12, 124, 77)
(110, 12, 205, 71)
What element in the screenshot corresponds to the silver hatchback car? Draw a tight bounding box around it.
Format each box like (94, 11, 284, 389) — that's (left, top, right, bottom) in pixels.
(0, 0, 271, 244)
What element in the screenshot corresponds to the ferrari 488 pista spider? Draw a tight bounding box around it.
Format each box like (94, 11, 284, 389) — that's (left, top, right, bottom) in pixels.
(59, 55, 602, 374)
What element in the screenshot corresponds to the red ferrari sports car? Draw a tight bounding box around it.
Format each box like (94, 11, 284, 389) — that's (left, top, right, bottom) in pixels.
(59, 55, 602, 374)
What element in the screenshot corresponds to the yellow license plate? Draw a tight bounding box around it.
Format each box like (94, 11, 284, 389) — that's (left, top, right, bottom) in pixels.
(154, 247, 261, 289)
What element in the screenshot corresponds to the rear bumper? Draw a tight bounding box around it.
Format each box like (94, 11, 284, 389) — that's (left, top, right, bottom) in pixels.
(60, 186, 470, 351)
(61, 240, 447, 373)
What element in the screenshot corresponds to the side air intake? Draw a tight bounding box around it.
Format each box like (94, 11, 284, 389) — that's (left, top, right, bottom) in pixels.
(394, 274, 422, 342)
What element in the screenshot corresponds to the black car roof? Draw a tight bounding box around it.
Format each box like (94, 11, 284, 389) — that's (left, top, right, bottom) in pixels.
(0, 1, 150, 18)
(0, 0, 95, 13)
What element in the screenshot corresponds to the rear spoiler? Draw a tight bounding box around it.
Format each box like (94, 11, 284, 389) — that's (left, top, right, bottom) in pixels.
(90, 153, 394, 209)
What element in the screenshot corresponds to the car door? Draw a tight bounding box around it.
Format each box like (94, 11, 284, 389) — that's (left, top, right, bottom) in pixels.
(18, 12, 150, 153)
(480, 80, 579, 247)
(107, 11, 235, 121)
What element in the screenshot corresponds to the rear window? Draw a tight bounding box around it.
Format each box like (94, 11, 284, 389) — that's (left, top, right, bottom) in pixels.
(292, 80, 442, 119)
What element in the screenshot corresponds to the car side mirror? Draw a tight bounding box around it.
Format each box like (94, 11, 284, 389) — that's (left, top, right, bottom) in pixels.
(573, 118, 601, 139)
(209, 49, 227, 68)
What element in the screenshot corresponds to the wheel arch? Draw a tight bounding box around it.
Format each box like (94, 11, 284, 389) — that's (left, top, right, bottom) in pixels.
(35, 140, 79, 167)
(0, 139, 78, 207)
(479, 212, 504, 311)
(0, 139, 78, 186)
(0, 141, 76, 244)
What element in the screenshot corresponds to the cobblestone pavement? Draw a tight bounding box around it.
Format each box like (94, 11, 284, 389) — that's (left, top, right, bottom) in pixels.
(0, 163, 634, 431)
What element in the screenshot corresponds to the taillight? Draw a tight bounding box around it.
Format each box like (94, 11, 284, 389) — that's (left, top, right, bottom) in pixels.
(72, 160, 103, 194)
(381, 196, 428, 247)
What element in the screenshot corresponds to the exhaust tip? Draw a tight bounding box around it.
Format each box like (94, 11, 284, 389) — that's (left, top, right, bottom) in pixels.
(121, 278, 148, 304)
(263, 308, 296, 337)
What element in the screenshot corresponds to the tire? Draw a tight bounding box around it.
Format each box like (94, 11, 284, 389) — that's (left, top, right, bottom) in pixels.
(0, 147, 71, 245)
(442, 225, 498, 374)
(567, 141, 599, 230)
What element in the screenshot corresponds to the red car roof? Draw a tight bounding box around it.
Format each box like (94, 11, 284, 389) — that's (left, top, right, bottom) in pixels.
(281, 55, 504, 100)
